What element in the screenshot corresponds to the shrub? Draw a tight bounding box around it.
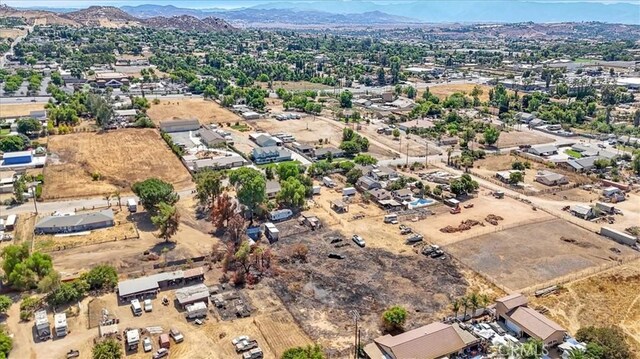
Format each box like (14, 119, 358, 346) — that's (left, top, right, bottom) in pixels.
(382, 305, 408, 332)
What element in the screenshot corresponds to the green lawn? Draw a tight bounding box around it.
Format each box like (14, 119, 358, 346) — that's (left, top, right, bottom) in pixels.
(565, 149, 583, 158)
(0, 128, 10, 135)
(257, 160, 300, 168)
(574, 58, 594, 63)
(230, 124, 250, 132)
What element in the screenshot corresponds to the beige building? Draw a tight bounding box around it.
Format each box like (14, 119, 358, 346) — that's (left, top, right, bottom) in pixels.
(364, 322, 480, 359)
(495, 293, 566, 346)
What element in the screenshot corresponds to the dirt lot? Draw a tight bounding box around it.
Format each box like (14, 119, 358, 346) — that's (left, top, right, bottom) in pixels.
(445, 218, 639, 292)
(0, 103, 46, 117)
(33, 208, 138, 252)
(147, 98, 243, 125)
(532, 262, 640, 353)
(43, 129, 192, 200)
(359, 122, 440, 157)
(489, 129, 555, 149)
(419, 83, 495, 103)
(270, 228, 468, 355)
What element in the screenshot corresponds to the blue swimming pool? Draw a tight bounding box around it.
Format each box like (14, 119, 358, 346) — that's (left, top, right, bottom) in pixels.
(408, 198, 436, 208)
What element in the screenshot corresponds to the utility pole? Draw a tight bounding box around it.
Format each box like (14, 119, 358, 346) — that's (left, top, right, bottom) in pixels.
(406, 143, 409, 167)
(425, 141, 429, 168)
(30, 186, 38, 215)
(350, 310, 360, 359)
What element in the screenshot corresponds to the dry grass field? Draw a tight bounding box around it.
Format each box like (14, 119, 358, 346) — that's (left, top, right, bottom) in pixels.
(43, 129, 192, 200)
(489, 129, 555, 149)
(0, 103, 46, 117)
(421, 83, 495, 102)
(0, 28, 26, 39)
(445, 218, 638, 292)
(532, 262, 640, 354)
(147, 98, 243, 125)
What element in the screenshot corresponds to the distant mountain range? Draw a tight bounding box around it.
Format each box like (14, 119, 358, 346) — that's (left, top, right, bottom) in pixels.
(0, 5, 235, 32)
(120, 4, 419, 25)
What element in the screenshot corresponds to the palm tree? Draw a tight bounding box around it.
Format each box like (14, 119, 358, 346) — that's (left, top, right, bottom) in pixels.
(451, 299, 461, 321)
(446, 146, 454, 166)
(480, 293, 490, 309)
(567, 349, 586, 359)
(469, 292, 480, 318)
(114, 191, 122, 210)
(460, 296, 469, 321)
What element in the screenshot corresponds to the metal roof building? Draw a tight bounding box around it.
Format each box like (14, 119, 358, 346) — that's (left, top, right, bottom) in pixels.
(175, 283, 209, 308)
(34, 209, 115, 234)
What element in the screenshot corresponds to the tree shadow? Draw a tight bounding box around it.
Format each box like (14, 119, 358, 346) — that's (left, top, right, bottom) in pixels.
(128, 212, 156, 232)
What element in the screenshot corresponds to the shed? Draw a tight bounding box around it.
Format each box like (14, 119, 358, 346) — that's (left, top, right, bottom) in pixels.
(159, 334, 171, 348)
(175, 284, 209, 308)
(2, 151, 32, 165)
(159, 119, 200, 133)
(330, 199, 349, 213)
(263, 222, 280, 242)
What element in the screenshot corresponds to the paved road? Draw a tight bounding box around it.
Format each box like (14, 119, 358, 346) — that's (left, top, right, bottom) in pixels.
(0, 26, 31, 69)
(0, 96, 51, 104)
(0, 188, 196, 216)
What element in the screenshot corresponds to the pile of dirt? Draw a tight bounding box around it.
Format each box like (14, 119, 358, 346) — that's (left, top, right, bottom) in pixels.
(625, 226, 640, 236)
(560, 236, 599, 249)
(440, 220, 483, 233)
(485, 214, 504, 226)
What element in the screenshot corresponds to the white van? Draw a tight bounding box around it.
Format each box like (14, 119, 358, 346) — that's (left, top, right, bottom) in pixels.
(131, 299, 143, 316)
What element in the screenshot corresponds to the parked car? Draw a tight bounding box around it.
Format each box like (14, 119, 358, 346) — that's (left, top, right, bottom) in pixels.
(400, 227, 412, 235)
(152, 348, 169, 359)
(406, 234, 423, 244)
(169, 328, 184, 343)
(232, 336, 249, 346)
(243, 347, 264, 359)
(143, 337, 152, 352)
(235, 339, 258, 353)
(144, 299, 153, 312)
(430, 249, 445, 258)
(352, 235, 366, 247)
(421, 244, 440, 256)
(328, 253, 345, 260)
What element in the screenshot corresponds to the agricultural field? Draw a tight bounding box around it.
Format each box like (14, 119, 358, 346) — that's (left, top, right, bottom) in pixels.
(147, 98, 243, 125)
(42, 129, 192, 200)
(359, 122, 441, 157)
(489, 129, 555, 149)
(532, 262, 640, 353)
(445, 218, 639, 292)
(0, 102, 46, 117)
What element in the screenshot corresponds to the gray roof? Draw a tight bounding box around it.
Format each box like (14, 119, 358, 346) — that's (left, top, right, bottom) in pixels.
(314, 147, 343, 157)
(252, 146, 290, 158)
(117, 270, 184, 297)
(115, 109, 137, 117)
(194, 156, 244, 169)
(266, 180, 281, 195)
(529, 144, 558, 155)
(570, 204, 592, 215)
(35, 209, 114, 229)
(199, 128, 225, 144)
(175, 283, 209, 305)
(253, 134, 279, 147)
(567, 156, 600, 170)
(536, 171, 566, 182)
(159, 119, 200, 129)
(357, 176, 380, 189)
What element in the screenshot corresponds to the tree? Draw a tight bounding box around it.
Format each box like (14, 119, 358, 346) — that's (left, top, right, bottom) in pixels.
(277, 162, 300, 181)
(195, 170, 224, 207)
(229, 167, 266, 220)
(151, 202, 180, 242)
(483, 127, 500, 146)
(451, 299, 461, 320)
(16, 118, 41, 136)
(519, 338, 544, 359)
(392, 128, 400, 139)
(131, 178, 178, 213)
(509, 171, 524, 185)
(277, 177, 306, 208)
(449, 174, 479, 196)
(576, 326, 631, 359)
(281, 345, 325, 359)
(340, 141, 361, 156)
(211, 193, 237, 228)
(0, 328, 12, 359)
(340, 90, 353, 108)
(81, 265, 118, 291)
(1, 244, 29, 282)
(13, 176, 27, 203)
(92, 339, 122, 359)
(382, 305, 407, 332)
(631, 154, 640, 175)
(345, 168, 363, 185)
(0, 295, 12, 314)
(353, 154, 378, 166)
(0, 135, 26, 152)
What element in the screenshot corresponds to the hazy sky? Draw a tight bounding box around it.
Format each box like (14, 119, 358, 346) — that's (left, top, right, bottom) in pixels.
(6, 0, 638, 9)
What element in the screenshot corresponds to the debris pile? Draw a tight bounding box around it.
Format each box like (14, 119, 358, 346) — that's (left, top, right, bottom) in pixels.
(485, 214, 504, 225)
(440, 220, 482, 233)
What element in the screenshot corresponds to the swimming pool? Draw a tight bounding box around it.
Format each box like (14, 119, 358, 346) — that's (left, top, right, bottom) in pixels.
(408, 198, 436, 209)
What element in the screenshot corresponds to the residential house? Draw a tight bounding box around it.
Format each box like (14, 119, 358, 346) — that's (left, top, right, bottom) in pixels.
(266, 180, 281, 199)
(191, 155, 245, 172)
(242, 111, 260, 120)
(292, 142, 314, 156)
(159, 119, 200, 133)
(252, 147, 292, 165)
(517, 112, 536, 123)
(535, 171, 568, 186)
(569, 204, 595, 220)
(314, 147, 344, 160)
(393, 188, 413, 202)
(495, 293, 566, 346)
(34, 209, 115, 234)
(175, 284, 209, 309)
(528, 118, 546, 127)
(370, 166, 398, 182)
(116, 267, 205, 302)
(367, 188, 391, 203)
(364, 322, 480, 359)
(565, 156, 601, 172)
(356, 176, 382, 191)
(93, 72, 130, 88)
(114, 109, 138, 122)
(527, 144, 558, 157)
(439, 137, 459, 146)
